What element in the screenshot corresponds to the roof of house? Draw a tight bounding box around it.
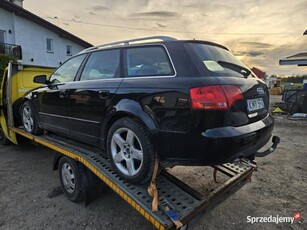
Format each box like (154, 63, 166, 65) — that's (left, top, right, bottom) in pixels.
(279, 52, 307, 66)
(280, 29, 307, 66)
(251, 67, 266, 79)
(0, 0, 92, 48)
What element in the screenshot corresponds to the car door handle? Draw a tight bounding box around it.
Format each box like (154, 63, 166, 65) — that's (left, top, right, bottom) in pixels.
(98, 90, 109, 99)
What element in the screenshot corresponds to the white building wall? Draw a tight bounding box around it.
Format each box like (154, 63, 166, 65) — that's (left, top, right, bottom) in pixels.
(0, 8, 15, 44)
(10, 0, 24, 8)
(0, 8, 86, 68)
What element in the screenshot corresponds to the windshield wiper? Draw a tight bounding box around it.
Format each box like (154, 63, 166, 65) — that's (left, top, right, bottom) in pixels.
(217, 61, 251, 78)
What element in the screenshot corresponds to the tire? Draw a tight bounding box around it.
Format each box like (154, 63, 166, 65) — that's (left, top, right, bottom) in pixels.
(13, 99, 23, 126)
(21, 101, 42, 135)
(58, 156, 83, 202)
(107, 118, 156, 185)
(0, 125, 11, 145)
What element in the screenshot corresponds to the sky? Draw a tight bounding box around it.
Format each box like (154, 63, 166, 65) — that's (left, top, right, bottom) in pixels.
(24, 0, 307, 76)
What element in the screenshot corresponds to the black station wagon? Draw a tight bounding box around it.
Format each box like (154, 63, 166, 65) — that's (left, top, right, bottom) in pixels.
(21, 36, 276, 184)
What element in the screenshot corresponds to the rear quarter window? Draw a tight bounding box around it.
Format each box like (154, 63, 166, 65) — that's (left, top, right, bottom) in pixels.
(188, 43, 251, 78)
(124, 46, 174, 78)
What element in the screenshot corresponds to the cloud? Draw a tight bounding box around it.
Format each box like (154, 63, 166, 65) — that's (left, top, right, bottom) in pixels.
(24, 0, 307, 76)
(248, 51, 264, 57)
(130, 11, 179, 18)
(232, 50, 264, 57)
(293, 1, 307, 12)
(156, 23, 166, 28)
(240, 42, 273, 49)
(241, 40, 307, 75)
(90, 5, 110, 12)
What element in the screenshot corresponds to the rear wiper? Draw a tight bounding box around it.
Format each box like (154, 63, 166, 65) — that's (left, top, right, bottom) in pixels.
(217, 61, 251, 78)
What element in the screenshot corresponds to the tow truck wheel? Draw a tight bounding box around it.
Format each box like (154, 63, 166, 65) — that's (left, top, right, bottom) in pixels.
(58, 156, 83, 202)
(21, 101, 42, 134)
(0, 126, 11, 145)
(107, 118, 156, 185)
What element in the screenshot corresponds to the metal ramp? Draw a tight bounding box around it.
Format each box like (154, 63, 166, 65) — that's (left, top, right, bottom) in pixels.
(12, 127, 255, 230)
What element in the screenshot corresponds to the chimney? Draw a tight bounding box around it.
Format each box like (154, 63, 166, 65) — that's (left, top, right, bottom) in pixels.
(8, 0, 24, 8)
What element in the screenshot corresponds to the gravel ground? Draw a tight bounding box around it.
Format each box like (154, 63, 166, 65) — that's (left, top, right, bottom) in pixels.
(0, 95, 306, 230)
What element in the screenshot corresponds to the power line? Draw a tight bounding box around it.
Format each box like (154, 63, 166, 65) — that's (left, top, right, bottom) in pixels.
(59, 18, 302, 36)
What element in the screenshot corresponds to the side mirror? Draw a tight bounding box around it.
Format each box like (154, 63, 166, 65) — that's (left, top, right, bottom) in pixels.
(33, 75, 47, 84)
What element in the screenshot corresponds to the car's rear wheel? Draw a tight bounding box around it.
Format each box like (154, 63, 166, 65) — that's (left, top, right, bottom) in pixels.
(58, 156, 83, 202)
(107, 118, 155, 185)
(22, 101, 42, 135)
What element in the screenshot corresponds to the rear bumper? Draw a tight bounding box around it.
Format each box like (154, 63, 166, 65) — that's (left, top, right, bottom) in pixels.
(156, 114, 275, 165)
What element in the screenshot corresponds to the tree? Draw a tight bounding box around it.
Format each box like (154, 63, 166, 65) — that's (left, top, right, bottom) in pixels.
(0, 54, 17, 80)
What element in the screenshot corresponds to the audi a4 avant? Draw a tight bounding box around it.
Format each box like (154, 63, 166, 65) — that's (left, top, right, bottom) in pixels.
(21, 36, 275, 184)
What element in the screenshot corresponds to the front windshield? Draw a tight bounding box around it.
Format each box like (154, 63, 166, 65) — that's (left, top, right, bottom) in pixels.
(189, 43, 252, 78)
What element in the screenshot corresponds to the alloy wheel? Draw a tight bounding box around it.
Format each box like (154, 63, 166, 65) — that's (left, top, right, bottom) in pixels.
(111, 128, 144, 177)
(22, 105, 34, 132)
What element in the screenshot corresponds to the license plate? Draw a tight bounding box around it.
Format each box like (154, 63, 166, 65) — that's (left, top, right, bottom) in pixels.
(247, 98, 265, 112)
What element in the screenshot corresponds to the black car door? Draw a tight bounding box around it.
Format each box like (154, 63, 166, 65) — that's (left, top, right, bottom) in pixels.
(34, 54, 87, 134)
(67, 49, 122, 144)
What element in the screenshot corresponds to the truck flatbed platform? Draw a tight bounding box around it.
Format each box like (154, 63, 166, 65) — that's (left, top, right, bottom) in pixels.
(11, 127, 255, 230)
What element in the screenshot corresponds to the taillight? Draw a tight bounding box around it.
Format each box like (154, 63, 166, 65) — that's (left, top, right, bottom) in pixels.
(190, 85, 243, 110)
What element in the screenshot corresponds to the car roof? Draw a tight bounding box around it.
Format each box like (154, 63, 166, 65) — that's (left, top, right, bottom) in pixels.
(79, 36, 228, 54)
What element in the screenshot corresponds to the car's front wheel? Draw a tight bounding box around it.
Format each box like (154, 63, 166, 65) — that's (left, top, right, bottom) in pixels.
(107, 118, 156, 185)
(0, 125, 11, 145)
(21, 101, 42, 135)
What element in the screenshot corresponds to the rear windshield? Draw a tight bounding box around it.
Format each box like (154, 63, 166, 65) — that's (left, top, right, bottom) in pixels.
(189, 43, 251, 78)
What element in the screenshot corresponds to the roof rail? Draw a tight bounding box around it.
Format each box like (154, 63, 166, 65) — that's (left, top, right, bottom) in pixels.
(80, 36, 177, 53)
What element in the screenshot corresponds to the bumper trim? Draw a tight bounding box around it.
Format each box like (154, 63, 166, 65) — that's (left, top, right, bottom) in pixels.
(202, 114, 274, 138)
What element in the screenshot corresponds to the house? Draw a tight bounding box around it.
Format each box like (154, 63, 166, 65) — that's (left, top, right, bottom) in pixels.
(251, 67, 266, 79)
(0, 0, 92, 68)
(279, 30, 307, 66)
(279, 52, 307, 66)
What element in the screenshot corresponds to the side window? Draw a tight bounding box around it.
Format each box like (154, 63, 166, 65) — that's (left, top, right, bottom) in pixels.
(0, 30, 6, 54)
(125, 46, 174, 77)
(80, 49, 120, 81)
(46, 38, 53, 53)
(66, 45, 72, 56)
(49, 54, 86, 83)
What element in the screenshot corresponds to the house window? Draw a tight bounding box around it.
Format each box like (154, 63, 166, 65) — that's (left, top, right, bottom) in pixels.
(0, 30, 5, 44)
(0, 31, 5, 54)
(46, 38, 53, 53)
(66, 45, 72, 56)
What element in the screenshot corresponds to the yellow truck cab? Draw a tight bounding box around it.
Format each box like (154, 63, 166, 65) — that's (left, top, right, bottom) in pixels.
(0, 63, 54, 144)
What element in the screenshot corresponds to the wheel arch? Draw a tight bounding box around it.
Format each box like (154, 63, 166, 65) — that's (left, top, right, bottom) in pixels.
(20, 95, 43, 133)
(53, 152, 63, 171)
(12, 98, 24, 126)
(19, 97, 30, 115)
(102, 99, 159, 146)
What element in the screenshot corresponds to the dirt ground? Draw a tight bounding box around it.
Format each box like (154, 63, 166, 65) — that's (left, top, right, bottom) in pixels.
(0, 95, 306, 230)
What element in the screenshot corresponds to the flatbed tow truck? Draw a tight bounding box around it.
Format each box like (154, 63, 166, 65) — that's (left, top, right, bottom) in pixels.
(0, 62, 279, 229)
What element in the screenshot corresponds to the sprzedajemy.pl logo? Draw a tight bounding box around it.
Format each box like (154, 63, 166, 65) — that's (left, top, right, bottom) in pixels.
(247, 212, 301, 224)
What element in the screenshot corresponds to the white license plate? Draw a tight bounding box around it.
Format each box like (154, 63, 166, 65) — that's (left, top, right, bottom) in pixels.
(247, 98, 265, 112)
